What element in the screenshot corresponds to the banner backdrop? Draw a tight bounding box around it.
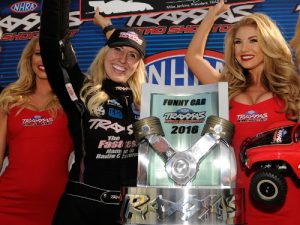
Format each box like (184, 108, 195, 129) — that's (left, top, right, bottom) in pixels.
(79, 0, 262, 20)
(0, 0, 299, 87)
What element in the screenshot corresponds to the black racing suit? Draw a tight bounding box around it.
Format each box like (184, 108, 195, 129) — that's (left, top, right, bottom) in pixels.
(40, 1, 139, 224)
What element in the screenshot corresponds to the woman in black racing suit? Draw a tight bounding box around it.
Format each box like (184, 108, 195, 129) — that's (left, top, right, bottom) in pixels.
(39, 1, 146, 224)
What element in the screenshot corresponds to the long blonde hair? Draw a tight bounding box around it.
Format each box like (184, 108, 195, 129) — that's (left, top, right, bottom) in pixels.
(221, 13, 300, 120)
(80, 46, 146, 116)
(290, 13, 300, 68)
(0, 36, 61, 115)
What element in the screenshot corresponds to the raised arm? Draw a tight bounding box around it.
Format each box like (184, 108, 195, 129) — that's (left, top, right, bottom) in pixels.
(93, 7, 115, 39)
(185, 0, 229, 84)
(39, 0, 84, 110)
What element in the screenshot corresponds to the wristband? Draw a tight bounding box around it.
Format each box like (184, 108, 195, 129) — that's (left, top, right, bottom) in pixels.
(103, 25, 114, 34)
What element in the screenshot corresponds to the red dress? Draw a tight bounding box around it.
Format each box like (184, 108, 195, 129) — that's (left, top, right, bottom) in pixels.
(0, 107, 73, 225)
(230, 97, 300, 225)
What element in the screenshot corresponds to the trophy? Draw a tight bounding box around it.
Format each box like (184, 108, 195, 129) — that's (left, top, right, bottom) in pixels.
(120, 83, 245, 225)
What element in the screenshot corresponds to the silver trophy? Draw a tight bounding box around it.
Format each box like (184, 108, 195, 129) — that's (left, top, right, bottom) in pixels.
(121, 116, 245, 225)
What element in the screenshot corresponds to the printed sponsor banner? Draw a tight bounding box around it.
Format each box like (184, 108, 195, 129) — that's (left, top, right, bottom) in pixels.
(80, 0, 263, 20)
(0, 0, 299, 87)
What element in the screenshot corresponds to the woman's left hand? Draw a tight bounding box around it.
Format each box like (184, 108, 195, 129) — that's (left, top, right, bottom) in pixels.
(93, 7, 112, 30)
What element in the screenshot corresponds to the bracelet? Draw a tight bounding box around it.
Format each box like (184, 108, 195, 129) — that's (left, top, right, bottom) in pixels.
(103, 25, 114, 34)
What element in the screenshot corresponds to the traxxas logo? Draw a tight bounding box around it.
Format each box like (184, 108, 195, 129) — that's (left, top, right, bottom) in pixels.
(127, 4, 256, 35)
(164, 108, 206, 123)
(22, 115, 53, 126)
(89, 119, 133, 135)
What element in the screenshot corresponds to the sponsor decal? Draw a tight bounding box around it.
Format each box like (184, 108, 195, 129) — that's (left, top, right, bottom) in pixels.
(89, 118, 133, 134)
(163, 108, 206, 124)
(93, 105, 105, 116)
(119, 31, 143, 45)
(22, 115, 54, 126)
(237, 110, 268, 122)
(10, 1, 38, 14)
(272, 128, 287, 144)
(108, 108, 123, 119)
(96, 136, 137, 159)
(115, 86, 131, 91)
(107, 99, 122, 108)
(98, 139, 137, 149)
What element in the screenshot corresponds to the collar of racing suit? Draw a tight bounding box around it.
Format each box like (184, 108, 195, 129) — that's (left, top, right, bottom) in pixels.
(101, 79, 132, 98)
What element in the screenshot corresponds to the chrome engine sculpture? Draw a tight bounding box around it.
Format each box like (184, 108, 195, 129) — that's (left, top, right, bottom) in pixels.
(133, 116, 235, 186)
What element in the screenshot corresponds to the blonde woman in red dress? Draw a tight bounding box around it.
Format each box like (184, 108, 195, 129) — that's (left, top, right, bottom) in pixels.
(0, 36, 73, 225)
(185, 1, 300, 224)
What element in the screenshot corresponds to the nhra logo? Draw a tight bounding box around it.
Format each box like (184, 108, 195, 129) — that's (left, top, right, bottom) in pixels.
(145, 49, 224, 86)
(10, 1, 38, 13)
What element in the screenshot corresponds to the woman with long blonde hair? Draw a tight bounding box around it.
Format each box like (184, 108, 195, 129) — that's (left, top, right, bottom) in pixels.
(39, 0, 147, 224)
(185, 1, 300, 225)
(0, 36, 73, 225)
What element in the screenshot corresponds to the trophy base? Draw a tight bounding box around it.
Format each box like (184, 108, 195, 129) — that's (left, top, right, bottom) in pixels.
(120, 186, 245, 225)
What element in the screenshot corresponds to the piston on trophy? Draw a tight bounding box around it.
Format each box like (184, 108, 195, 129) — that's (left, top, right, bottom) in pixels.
(134, 115, 235, 186)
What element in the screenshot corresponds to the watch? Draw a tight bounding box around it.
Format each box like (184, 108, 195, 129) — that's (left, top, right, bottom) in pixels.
(103, 25, 114, 34)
